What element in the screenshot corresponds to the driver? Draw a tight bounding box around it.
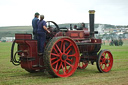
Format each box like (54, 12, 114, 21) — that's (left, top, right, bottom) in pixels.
(37, 15, 50, 55)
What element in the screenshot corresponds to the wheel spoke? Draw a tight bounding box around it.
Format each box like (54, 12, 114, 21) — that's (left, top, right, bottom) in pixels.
(55, 44, 62, 53)
(108, 54, 111, 60)
(100, 59, 103, 62)
(51, 53, 60, 57)
(109, 60, 112, 65)
(102, 53, 106, 59)
(57, 62, 62, 72)
(100, 56, 106, 63)
(108, 57, 110, 60)
(66, 48, 72, 55)
(106, 55, 109, 60)
(64, 62, 68, 73)
(63, 41, 65, 53)
(62, 64, 66, 74)
(60, 40, 64, 50)
(108, 53, 111, 57)
(66, 61, 73, 68)
(65, 43, 72, 52)
(55, 62, 59, 71)
(108, 63, 111, 67)
(51, 59, 60, 66)
(51, 57, 58, 61)
(68, 54, 76, 57)
(67, 58, 73, 62)
(104, 64, 108, 70)
(53, 46, 58, 54)
(104, 53, 106, 56)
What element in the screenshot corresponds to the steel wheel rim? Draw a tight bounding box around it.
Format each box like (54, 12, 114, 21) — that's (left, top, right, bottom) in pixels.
(99, 51, 113, 72)
(50, 38, 79, 77)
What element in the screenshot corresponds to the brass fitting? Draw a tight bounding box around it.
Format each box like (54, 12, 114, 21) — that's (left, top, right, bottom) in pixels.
(89, 10, 95, 14)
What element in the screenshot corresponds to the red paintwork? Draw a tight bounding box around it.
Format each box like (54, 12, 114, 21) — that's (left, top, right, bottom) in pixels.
(78, 62, 88, 69)
(13, 26, 103, 77)
(90, 39, 102, 43)
(15, 34, 44, 71)
(14, 28, 102, 71)
(11, 11, 113, 77)
(78, 54, 88, 69)
(55, 30, 89, 40)
(55, 29, 101, 55)
(15, 34, 32, 40)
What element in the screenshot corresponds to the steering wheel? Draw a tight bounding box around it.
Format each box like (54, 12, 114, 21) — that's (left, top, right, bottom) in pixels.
(46, 21, 59, 39)
(47, 21, 59, 32)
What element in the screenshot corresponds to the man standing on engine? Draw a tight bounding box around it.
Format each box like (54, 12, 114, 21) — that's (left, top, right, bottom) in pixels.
(37, 15, 50, 55)
(32, 12, 40, 40)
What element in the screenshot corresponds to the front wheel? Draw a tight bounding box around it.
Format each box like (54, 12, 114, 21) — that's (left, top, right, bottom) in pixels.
(44, 37, 80, 77)
(96, 50, 113, 73)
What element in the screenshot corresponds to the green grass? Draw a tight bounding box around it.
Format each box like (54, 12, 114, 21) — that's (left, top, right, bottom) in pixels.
(0, 42, 128, 85)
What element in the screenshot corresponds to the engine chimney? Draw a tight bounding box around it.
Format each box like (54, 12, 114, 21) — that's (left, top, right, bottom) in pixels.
(89, 10, 95, 38)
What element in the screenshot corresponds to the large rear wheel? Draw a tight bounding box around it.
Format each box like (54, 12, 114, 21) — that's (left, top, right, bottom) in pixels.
(44, 37, 80, 77)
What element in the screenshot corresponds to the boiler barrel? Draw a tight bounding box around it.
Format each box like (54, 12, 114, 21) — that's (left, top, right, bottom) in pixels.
(77, 44, 101, 53)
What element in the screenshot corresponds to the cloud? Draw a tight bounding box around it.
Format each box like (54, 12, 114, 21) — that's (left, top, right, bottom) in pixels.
(0, 0, 128, 26)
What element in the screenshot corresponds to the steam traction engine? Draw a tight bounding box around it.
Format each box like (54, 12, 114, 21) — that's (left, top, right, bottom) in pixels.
(11, 10, 113, 77)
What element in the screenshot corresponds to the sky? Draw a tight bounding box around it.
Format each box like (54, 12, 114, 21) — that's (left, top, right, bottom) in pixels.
(0, 0, 128, 27)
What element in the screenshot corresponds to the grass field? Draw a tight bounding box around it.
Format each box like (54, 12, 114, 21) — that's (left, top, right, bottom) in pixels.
(0, 41, 128, 85)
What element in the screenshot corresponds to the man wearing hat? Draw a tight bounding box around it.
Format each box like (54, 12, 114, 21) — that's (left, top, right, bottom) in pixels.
(32, 12, 40, 40)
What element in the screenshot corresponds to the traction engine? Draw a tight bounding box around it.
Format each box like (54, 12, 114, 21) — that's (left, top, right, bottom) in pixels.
(11, 10, 113, 77)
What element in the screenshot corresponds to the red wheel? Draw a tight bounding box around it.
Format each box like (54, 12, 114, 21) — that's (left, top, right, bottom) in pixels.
(44, 37, 80, 77)
(78, 62, 88, 69)
(96, 50, 113, 73)
(78, 55, 88, 69)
